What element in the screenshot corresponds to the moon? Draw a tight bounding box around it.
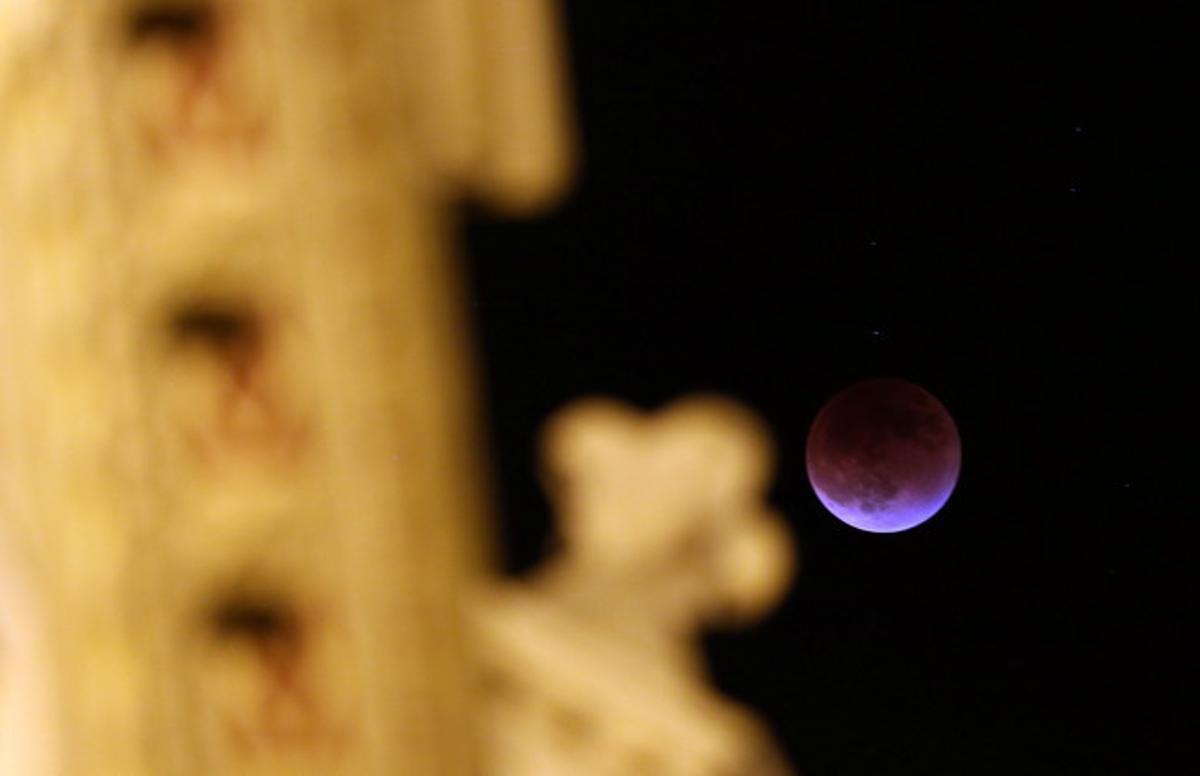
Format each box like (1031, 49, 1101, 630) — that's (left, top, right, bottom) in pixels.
(806, 378, 961, 533)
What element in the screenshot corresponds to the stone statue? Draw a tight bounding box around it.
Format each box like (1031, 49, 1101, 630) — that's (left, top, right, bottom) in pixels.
(477, 396, 795, 774)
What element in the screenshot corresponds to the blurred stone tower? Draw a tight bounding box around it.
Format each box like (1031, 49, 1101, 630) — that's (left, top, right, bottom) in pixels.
(0, 1, 572, 773)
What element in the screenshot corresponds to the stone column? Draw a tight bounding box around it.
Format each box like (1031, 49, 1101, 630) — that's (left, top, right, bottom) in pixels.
(0, 1, 574, 774)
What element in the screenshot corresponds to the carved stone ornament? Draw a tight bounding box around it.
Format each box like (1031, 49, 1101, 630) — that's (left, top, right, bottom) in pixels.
(477, 396, 796, 775)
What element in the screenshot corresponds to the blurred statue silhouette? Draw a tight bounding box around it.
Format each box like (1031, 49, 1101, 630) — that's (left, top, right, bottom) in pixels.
(478, 396, 794, 773)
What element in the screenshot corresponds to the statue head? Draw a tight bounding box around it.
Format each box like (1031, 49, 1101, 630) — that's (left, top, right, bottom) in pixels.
(540, 396, 795, 629)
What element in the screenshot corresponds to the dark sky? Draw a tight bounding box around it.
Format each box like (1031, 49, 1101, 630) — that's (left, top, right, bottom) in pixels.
(464, 3, 1189, 774)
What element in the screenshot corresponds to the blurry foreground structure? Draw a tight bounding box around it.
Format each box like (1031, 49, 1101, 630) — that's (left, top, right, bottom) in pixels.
(0, 1, 793, 773)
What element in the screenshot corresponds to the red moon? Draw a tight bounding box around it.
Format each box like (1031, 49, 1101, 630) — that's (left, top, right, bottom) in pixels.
(806, 379, 961, 533)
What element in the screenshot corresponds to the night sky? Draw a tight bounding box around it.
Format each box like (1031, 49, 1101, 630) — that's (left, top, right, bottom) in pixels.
(463, 3, 1189, 774)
